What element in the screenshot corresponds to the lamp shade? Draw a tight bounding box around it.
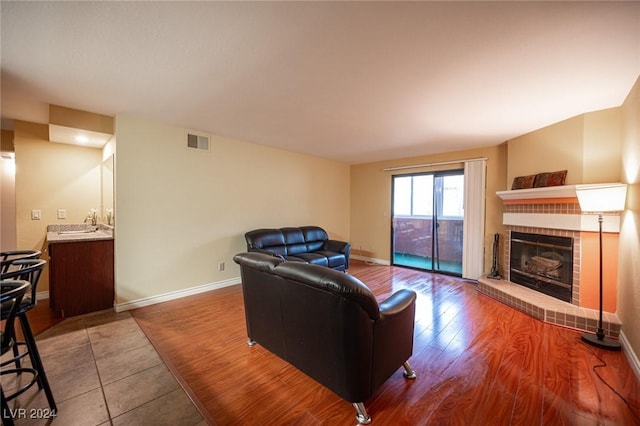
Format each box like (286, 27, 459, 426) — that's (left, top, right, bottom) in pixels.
(575, 183, 627, 213)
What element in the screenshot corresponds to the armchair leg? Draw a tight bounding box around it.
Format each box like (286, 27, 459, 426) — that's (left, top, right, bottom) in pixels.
(402, 361, 417, 379)
(353, 402, 371, 425)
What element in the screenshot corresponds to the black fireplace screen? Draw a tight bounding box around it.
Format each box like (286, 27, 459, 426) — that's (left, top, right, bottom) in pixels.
(509, 231, 573, 303)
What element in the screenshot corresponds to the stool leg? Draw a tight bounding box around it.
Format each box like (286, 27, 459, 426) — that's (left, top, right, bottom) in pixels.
(11, 343, 21, 370)
(19, 315, 57, 411)
(1, 386, 16, 426)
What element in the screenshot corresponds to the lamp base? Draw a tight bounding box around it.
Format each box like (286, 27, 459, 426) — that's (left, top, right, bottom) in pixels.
(581, 332, 621, 351)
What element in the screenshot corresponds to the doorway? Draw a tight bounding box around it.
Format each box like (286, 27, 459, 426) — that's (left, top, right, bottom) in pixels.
(391, 170, 464, 275)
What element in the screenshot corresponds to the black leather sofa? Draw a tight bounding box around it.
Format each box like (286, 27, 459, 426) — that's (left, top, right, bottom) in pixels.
(244, 226, 351, 271)
(233, 252, 417, 424)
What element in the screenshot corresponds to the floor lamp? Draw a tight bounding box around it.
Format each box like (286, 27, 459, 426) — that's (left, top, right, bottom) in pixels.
(575, 184, 627, 351)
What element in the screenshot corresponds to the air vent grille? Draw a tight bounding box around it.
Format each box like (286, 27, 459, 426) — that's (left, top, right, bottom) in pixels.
(187, 132, 209, 151)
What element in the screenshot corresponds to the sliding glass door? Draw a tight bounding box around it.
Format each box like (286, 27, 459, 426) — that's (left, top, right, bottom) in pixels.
(391, 170, 464, 275)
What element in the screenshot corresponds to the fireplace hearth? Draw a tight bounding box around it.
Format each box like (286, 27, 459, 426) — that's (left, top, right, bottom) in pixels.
(509, 231, 573, 303)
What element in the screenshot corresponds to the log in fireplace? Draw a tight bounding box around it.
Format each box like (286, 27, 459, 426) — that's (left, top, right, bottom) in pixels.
(509, 231, 573, 303)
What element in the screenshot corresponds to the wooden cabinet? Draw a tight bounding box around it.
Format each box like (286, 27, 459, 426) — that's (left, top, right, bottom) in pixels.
(49, 239, 114, 317)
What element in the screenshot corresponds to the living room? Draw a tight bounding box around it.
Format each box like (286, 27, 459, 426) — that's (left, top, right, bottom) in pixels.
(1, 2, 639, 424)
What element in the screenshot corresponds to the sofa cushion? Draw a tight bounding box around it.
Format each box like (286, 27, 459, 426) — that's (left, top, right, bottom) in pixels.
(295, 252, 330, 267)
(248, 229, 285, 249)
(283, 256, 307, 263)
(301, 226, 329, 243)
(282, 228, 305, 244)
(315, 250, 346, 268)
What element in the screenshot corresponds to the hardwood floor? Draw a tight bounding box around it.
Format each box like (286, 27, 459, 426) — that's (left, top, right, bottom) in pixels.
(27, 260, 640, 424)
(126, 260, 640, 425)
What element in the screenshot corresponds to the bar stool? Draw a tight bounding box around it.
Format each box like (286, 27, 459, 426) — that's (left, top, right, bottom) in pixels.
(1, 279, 31, 426)
(0, 259, 56, 414)
(1, 250, 41, 274)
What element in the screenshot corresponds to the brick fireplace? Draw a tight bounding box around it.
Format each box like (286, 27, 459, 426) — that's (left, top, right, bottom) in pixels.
(477, 185, 622, 338)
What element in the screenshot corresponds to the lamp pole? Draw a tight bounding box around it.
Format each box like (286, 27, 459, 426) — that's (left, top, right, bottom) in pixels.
(581, 213, 621, 350)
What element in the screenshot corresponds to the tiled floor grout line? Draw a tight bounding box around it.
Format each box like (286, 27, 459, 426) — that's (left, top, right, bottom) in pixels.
(84, 317, 114, 426)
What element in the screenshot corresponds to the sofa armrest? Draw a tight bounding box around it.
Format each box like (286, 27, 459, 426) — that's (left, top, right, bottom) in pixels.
(324, 240, 351, 268)
(324, 239, 350, 254)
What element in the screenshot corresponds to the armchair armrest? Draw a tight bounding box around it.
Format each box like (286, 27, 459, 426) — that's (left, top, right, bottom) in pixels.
(371, 289, 417, 389)
(378, 289, 416, 318)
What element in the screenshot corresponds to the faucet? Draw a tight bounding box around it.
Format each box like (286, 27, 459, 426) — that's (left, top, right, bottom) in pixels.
(84, 209, 98, 227)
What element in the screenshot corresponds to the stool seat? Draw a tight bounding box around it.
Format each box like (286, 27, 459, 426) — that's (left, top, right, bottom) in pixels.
(1, 250, 41, 274)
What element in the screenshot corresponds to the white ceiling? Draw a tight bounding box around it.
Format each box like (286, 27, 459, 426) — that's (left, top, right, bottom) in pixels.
(1, 2, 639, 164)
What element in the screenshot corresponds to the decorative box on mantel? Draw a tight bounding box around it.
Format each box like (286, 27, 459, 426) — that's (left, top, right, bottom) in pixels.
(477, 183, 625, 339)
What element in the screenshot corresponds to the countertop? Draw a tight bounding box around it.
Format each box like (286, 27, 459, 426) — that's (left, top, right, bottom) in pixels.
(46, 224, 114, 244)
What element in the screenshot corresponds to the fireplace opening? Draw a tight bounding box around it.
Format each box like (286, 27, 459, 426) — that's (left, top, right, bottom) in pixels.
(509, 231, 573, 303)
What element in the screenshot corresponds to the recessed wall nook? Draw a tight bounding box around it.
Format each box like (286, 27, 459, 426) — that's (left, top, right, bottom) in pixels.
(478, 184, 623, 338)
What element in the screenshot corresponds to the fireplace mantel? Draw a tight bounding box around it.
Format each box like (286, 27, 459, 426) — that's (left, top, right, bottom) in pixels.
(496, 183, 626, 202)
(497, 183, 624, 233)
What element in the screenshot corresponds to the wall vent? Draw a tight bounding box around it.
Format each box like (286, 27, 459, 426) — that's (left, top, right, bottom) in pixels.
(187, 132, 210, 151)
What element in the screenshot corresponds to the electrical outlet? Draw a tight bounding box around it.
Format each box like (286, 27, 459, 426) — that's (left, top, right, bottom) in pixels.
(218, 262, 225, 272)
(31, 209, 41, 220)
(57, 209, 67, 219)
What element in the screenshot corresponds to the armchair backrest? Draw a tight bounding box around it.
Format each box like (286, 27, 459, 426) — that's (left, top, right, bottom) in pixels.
(234, 252, 385, 402)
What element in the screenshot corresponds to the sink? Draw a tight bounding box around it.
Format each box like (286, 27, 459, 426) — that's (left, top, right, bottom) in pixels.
(58, 229, 96, 235)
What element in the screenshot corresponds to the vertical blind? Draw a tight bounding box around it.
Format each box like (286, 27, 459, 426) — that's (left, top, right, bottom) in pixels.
(462, 159, 486, 280)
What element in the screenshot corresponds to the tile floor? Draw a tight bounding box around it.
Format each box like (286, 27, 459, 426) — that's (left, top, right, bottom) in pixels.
(1, 310, 205, 425)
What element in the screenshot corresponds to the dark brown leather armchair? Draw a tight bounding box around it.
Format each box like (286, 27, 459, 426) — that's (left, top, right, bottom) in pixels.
(233, 252, 417, 424)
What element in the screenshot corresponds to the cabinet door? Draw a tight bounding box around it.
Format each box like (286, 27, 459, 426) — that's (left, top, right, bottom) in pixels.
(49, 240, 114, 317)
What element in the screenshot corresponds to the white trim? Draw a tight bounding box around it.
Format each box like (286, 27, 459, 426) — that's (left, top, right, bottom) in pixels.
(351, 254, 391, 266)
(36, 291, 49, 301)
(496, 182, 626, 201)
(503, 213, 621, 233)
(620, 330, 640, 381)
(114, 277, 241, 312)
(382, 157, 487, 172)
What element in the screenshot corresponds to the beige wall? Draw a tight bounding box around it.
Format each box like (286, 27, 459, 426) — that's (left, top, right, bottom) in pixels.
(507, 108, 622, 185)
(583, 108, 622, 183)
(350, 144, 508, 274)
(14, 120, 103, 293)
(507, 115, 584, 185)
(114, 114, 350, 304)
(618, 75, 640, 360)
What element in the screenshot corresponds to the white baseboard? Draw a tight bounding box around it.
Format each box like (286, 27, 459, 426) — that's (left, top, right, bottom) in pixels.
(115, 277, 241, 312)
(620, 330, 640, 381)
(36, 291, 49, 301)
(351, 254, 390, 266)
